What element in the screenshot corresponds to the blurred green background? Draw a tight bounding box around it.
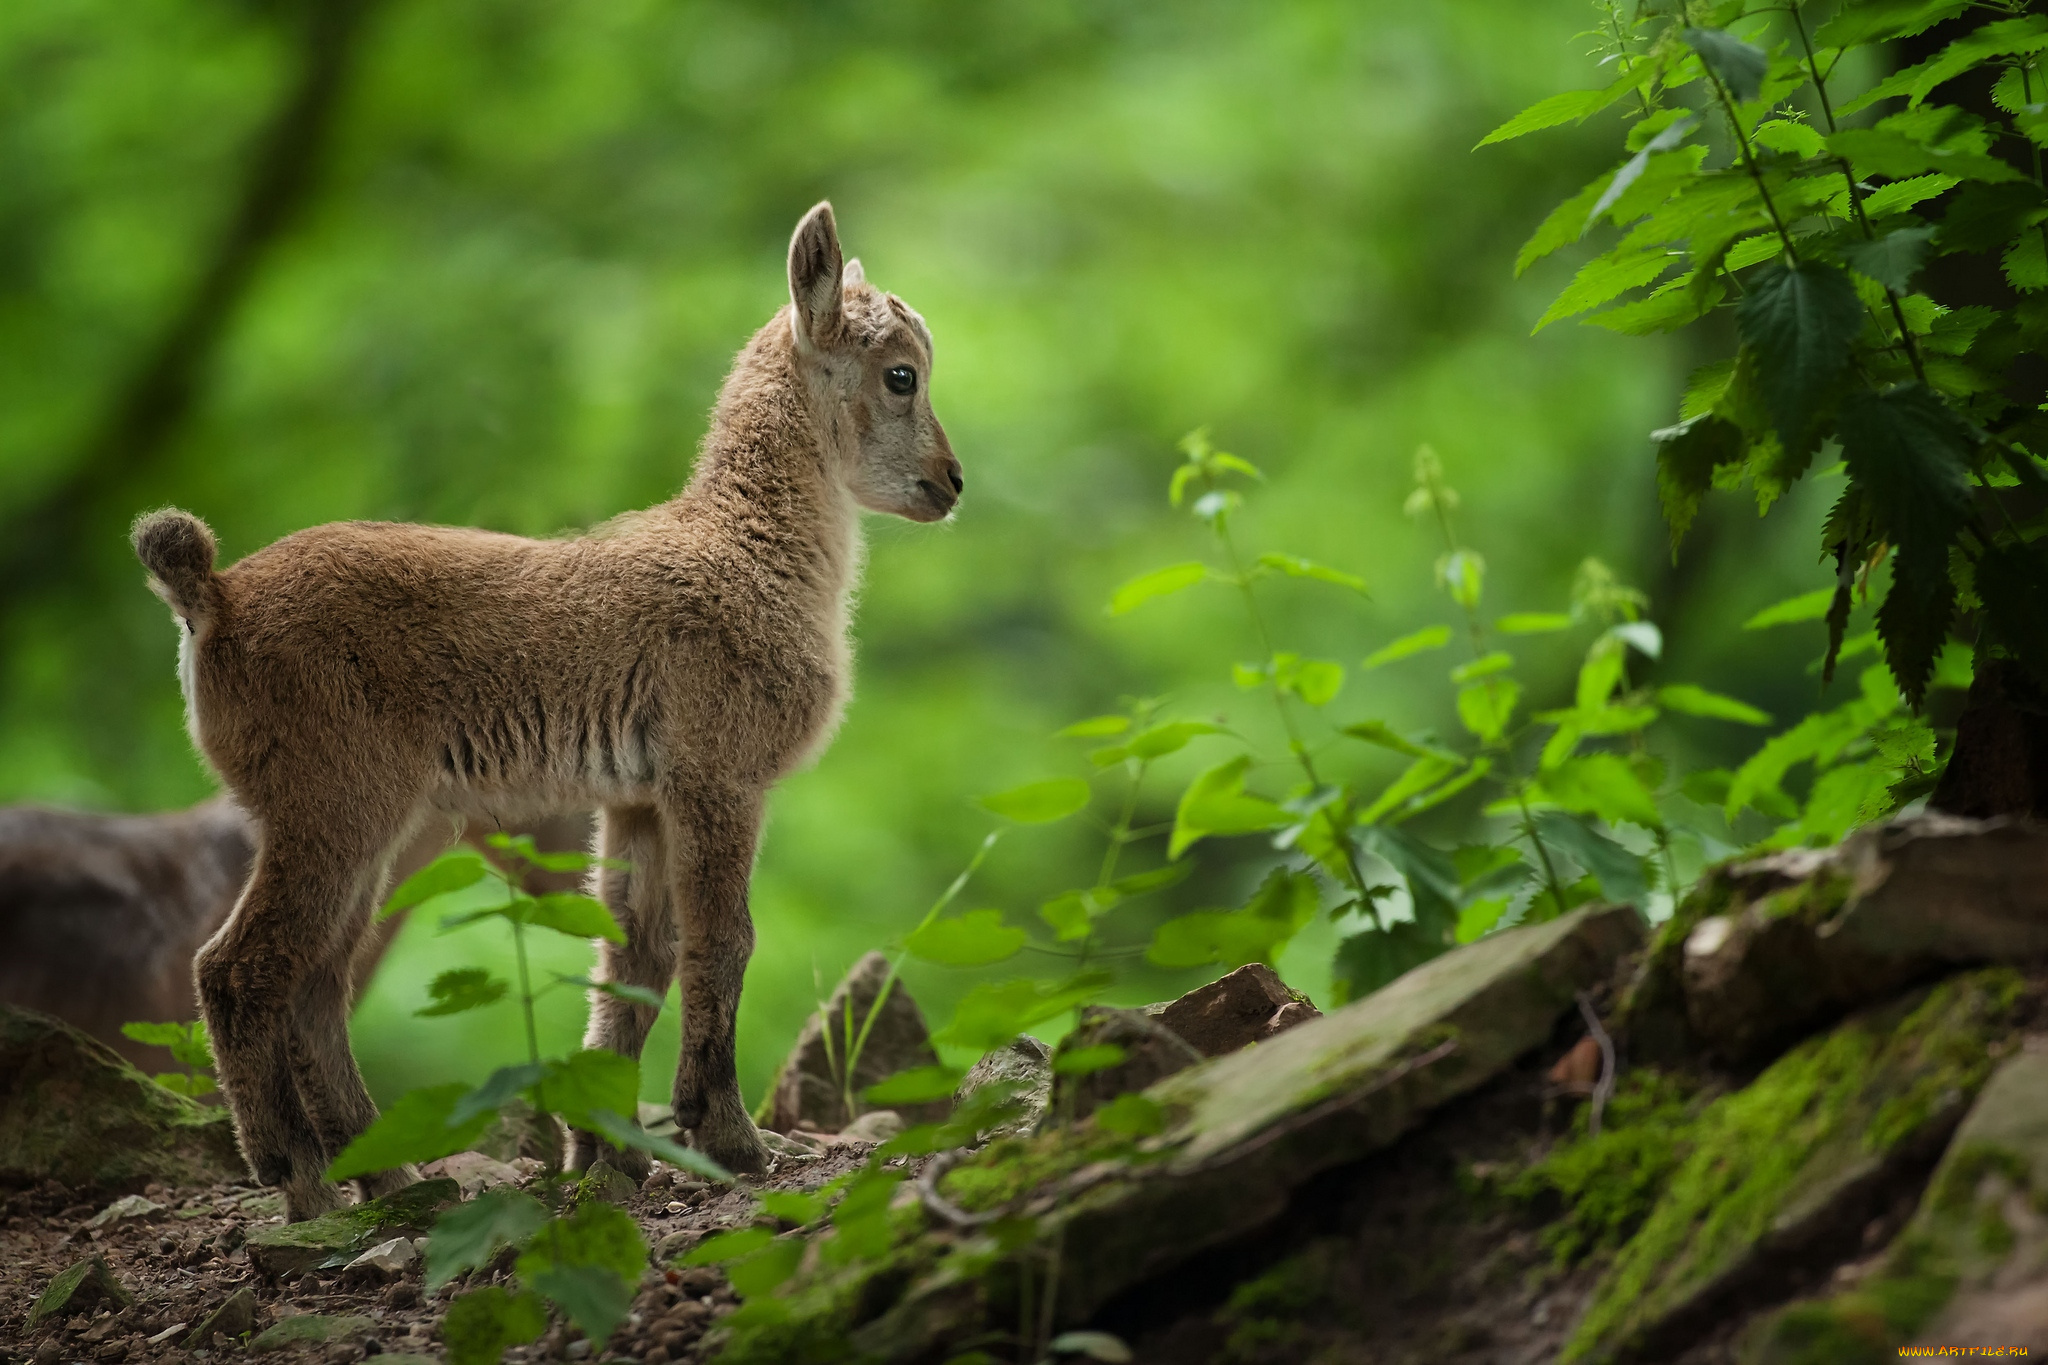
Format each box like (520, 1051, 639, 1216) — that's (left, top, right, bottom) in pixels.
(0, 0, 1848, 1107)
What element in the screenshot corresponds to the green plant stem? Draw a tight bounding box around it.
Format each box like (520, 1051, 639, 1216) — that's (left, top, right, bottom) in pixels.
(508, 901, 548, 1117)
(1703, 68, 1801, 265)
(1077, 758, 1150, 975)
(1788, 3, 1929, 385)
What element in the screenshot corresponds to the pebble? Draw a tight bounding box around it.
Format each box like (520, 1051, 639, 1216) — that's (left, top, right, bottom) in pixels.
(346, 1236, 419, 1277)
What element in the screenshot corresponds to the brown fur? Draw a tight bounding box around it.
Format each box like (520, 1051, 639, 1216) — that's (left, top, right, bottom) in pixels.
(130, 204, 959, 1219)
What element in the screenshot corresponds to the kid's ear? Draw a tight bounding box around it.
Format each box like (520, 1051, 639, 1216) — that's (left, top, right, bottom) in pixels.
(842, 257, 865, 287)
(788, 201, 844, 350)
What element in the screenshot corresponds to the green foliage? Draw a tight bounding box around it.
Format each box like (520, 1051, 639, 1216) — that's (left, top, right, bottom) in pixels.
(1501, 0, 2048, 717)
(442, 1287, 547, 1365)
(120, 1019, 216, 1097)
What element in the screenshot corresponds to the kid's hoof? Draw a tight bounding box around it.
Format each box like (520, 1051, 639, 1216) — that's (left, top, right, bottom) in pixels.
(282, 1179, 347, 1223)
(696, 1122, 772, 1176)
(562, 1125, 653, 1181)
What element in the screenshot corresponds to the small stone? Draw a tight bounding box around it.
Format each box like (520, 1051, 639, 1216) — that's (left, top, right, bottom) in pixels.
(566, 1340, 592, 1359)
(758, 951, 950, 1133)
(655, 1228, 708, 1262)
(146, 1323, 189, 1345)
(418, 1151, 526, 1199)
(381, 1280, 421, 1311)
(185, 1287, 256, 1347)
(324, 1344, 355, 1364)
(955, 1035, 1053, 1140)
(345, 1236, 418, 1277)
(840, 1109, 904, 1143)
(1046, 1008, 1202, 1125)
(641, 1165, 676, 1194)
(1146, 963, 1322, 1057)
(244, 1178, 456, 1277)
(577, 1160, 637, 1206)
(85, 1195, 165, 1229)
(249, 1313, 375, 1353)
(27, 1255, 132, 1326)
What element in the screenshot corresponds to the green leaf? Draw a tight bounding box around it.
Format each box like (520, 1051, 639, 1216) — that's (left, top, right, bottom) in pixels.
(1052, 1044, 1128, 1077)
(1683, 28, 1767, 103)
(1750, 119, 1826, 160)
(584, 1109, 735, 1184)
(524, 893, 626, 944)
(416, 968, 509, 1018)
(1475, 79, 1636, 149)
(1449, 651, 1513, 683)
(827, 1168, 904, 1263)
(1364, 625, 1453, 669)
(426, 1188, 550, 1289)
(326, 1084, 494, 1181)
(1108, 562, 1208, 616)
(1058, 715, 1131, 739)
(725, 1238, 804, 1297)
(1842, 226, 1939, 294)
(120, 1021, 187, 1048)
(1330, 922, 1444, 1003)
(1656, 684, 1771, 725)
(1536, 250, 1678, 332)
(1540, 753, 1662, 830)
(1743, 588, 1835, 629)
(1517, 170, 1619, 276)
(1256, 552, 1368, 594)
(1495, 612, 1573, 635)
(1652, 414, 1744, 555)
(1093, 1094, 1166, 1138)
(1283, 658, 1345, 707)
(1533, 810, 1650, 905)
(1456, 679, 1523, 744)
(1341, 720, 1455, 760)
(1357, 753, 1462, 825)
(539, 1049, 641, 1133)
(556, 975, 666, 1011)
(442, 1287, 547, 1365)
(1146, 870, 1317, 971)
(1815, 0, 1967, 48)
(931, 975, 1112, 1052)
(516, 1202, 644, 1343)
(1454, 896, 1512, 945)
(1826, 129, 2022, 186)
(977, 778, 1091, 824)
(865, 1065, 965, 1106)
(384, 852, 492, 917)
(1861, 174, 1960, 218)
(1357, 824, 1461, 938)
(1584, 117, 1700, 230)
(1106, 862, 1194, 899)
(1840, 14, 2048, 115)
(1938, 181, 2048, 254)
(1110, 720, 1226, 763)
(1038, 893, 1092, 942)
(759, 1190, 827, 1226)
(449, 1063, 547, 1127)
(1836, 385, 1976, 706)
(1735, 263, 1866, 449)
(1169, 755, 1288, 859)
(904, 909, 1026, 967)
(684, 1227, 776, 1265)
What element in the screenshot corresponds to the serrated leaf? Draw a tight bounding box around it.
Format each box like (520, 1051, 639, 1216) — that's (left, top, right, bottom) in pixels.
(864, 1064, 965, 1106)
(417, 968, 509, 1018)
(1751, 119, 1826, 160)
(326, 1084, 494, 1181)
(1743, 588, 1835, 629)
(1652, 414, 1745, 555)
(515, 1202, 644, 1343)
(1540, 753, 1663, 829)
(1584, 117, 1700, 231)
(1533, 810, 1650, 905)
(1843, 226, 1939, 293)
(1358, 753, 1463, 825)
(1456, 679, 1523, 744)
(904, 909, 1026, 967)
(977, 778, 1091, 824)
(426, 1188, 550, 1290)
(1364, 625, 1453, 669)
(538, 1049, 640, 1134)
(1656, 684, 1771, 724)
(1341, 720, 1453, 759)
(384, 852, 492, 917)
(1815, 0, 1967, 48)
(1536, 250, 1679, 332)
(1168, 755, 1288, 859)
(1108, 562, 1208, 616)
(523, 892, 626, 944)
(1827, 129, 2022, 186)
(930, 975, 1112, 1052)
(1840, 14, 2048, 116)
(1476, 82, 1631, 149)
(1735, 262, 1866, 449)
(1330, 922, 1445, 1003)
(1518, 171, 1619, 276)
(1683, 28, 1768, 103)
(442, 1287, 547, 1365)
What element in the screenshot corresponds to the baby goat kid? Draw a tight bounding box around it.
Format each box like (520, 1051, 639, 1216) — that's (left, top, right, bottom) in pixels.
(132, 203, 961, 1220)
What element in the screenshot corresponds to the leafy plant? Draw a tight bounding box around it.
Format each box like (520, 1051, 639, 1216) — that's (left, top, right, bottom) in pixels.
(1486, 0, 2048, 713)
(120, 1018, 216, 1097)
(324, 834, 730, 1364)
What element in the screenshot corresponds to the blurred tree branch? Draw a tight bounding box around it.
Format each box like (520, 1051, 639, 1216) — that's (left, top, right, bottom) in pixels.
(0, 0, 376, 608)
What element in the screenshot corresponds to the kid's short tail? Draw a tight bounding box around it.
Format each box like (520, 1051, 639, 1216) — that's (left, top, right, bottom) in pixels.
(131, 508, 220, 626)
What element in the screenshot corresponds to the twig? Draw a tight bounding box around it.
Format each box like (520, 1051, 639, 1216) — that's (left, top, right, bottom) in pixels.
(1576, 991, 1618, 1139)
(916, 1150, 1003, 1230)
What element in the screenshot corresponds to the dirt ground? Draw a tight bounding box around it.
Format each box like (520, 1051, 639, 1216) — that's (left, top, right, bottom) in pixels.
(1, 1142, 888, 1365)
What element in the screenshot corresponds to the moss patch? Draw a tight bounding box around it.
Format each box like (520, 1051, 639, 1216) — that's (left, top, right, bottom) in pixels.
(244, 1178, 458, 1277)
(1566, 970, 2020, 1363)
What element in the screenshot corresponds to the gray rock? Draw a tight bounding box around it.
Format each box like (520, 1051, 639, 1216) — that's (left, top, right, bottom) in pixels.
(1045, 1008, 1202, 1125)
(758, 952, 949, 1133)
(577, 1160, 638, 1206)
(655, 1227, 709, 1262)
(1145, 963, 1321, 1057)
(0, 1006, 243, 1189)
(244, 1177, 457, 1278)
(418, 1150, 526, 1198)
(955, 1035, 1053, 1140)
(344, 1236, 418, 1277)
(1745, 1031, 2048, 1362)
(85, 1194, 165, 1229)
(1658, 814, 2048, 1061)
(249, 1312, 374, 1353)
(185, 1286, 257, 1347)
(840, 1109, 904, 1143)
(26, 1255, 131, 1327)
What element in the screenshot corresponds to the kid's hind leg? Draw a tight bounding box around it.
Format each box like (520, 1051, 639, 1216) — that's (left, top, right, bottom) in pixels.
(669, 785, 771, 1176)
(197, 824, 360, 1221)
(566, 805, 676, 1178)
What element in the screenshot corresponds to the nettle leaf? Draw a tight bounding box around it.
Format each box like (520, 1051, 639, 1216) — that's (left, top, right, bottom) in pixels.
(1358, 753, 1463, 825)
(1584, 118, 1700, 231)
(1359, 824, 1461, 938)
(1053, 1044, 1129, 1077)
(1038, 892, 1092, 942)
(1840, 14, 2048, 116)
(978, 778, 1091, 824)
(827, 1169, 904, 1264)
(1257, 552, 1368, 594)
(904, 909, 1026, 967)
(1495, 612, 1573, 635)
(1456, 679, 1523, 745)
(1111, 719, 1227, 763)
(1974, 541, 2048, 685)
(427, 1187, 550, 1290)
(538, 1049, 640, 1133)
(1169, 755, 1288, 859)
(1341, 720, 1456, 760)
(417, 968, 509, 1018)
(1815, 0, 1968, 49)
(865, 1064, 965, 1106)
(1837, 385, 1977, 706)
(523, 893, 626, 944)
(1735, 262, 1866, 450)
(1657, 684, 1771, 725)
(759, 1190, 828, 1226)
(326, 1084, 494, 1181)
(450, 1063, 547, 1127)
(1843, 227, 1939, 293)
(1939, 182, 2048, 255)
(1683, 28, 1767, 103)
(1751, 119, 1826, 160)
(1108, 562, 1208, 616)
(385, 852, 492, 918)
(1147, 868, 1318, 971)
(1533, 810, 1650, 905)
(1331, 922, 1444, 1003)
(516, 1202, 645, 1344)
(1826, 129, 2022, 186)
(442, 1287, 547, 1365)
(931, 974, 1111, 1052)
(1744, 588, 1835, 629)
(1536, 250, 1679, 332)
(2004, 233, 2048, 292)
(1364, 625, 1453, 670)
(1518, 171, 1618, 276)
(1540, 753, 1662, 830)
(1862, 174, 1960, 218)
(1652, 414, 1745, 554)
(1058, 714, 1131, 739)
(1449, 651, 1513, 684)
(1475, 76, 1639, 149)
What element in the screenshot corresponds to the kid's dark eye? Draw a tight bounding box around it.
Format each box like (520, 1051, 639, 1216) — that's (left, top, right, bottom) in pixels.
(884, 366, 917, 395)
